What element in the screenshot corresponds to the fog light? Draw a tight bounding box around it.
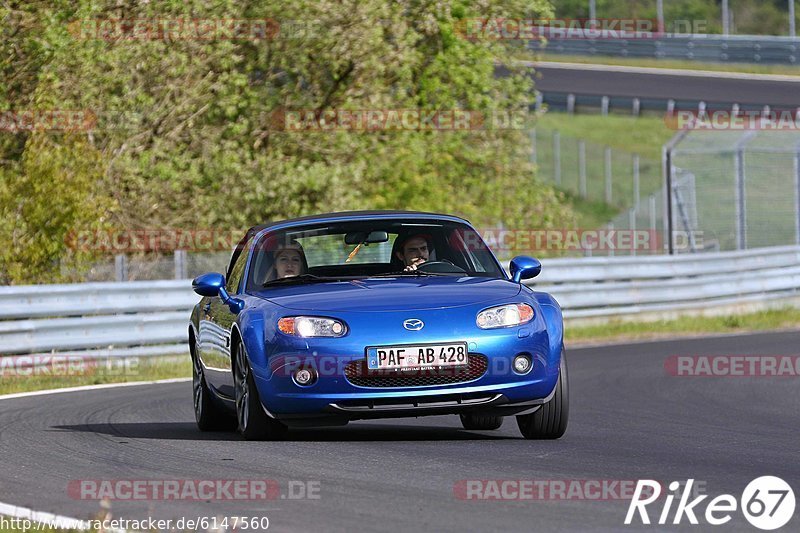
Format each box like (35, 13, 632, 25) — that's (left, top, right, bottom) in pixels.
(513, 354, 532, 374)
(293, 367, 317, 386)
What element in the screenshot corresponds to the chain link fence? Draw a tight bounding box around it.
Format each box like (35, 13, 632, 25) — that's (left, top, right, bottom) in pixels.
(665, 129, 800, 252)
(532, 127, 665, 255)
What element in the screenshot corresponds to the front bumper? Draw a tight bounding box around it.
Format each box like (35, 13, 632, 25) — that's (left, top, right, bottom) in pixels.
(251, 323, 560, 421)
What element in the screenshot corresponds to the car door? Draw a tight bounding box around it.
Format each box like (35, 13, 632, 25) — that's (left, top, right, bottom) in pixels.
(202, 238, 251, 399)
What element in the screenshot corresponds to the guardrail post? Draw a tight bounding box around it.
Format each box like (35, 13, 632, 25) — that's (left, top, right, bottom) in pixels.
(553, 131, 561, 186)
(632, 98, 640, 117)
(601, 96, 609, 116)
(604, 146, 612, 204)
(633, 154, 640, 210)
(534, 92, 543, 112)
(567, 94, 576, 115)
(115, 255, 128, 282)
(667, 99, 675, 115)
(579, 140, 587, 198)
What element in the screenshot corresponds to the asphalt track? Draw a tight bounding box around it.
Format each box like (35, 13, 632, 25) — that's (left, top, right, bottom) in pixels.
(533, 63, 800, 108)
(1, 330, 798, 532)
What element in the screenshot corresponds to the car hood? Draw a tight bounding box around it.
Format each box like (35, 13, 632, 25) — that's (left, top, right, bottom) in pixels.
(252, 276, 522, 312)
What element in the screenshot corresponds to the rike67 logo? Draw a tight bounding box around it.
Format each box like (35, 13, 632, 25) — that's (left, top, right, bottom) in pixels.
(625, 477, 795, 530)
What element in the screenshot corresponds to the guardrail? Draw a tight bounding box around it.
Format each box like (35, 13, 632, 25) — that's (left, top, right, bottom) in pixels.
(1, 246, 798, 358)
(532, 35, 800, 64)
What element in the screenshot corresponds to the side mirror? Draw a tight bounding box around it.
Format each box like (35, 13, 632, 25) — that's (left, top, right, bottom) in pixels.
(192, 272, 245, 314)
(509, 256, 542, 283)
(193, 272, 225, 297)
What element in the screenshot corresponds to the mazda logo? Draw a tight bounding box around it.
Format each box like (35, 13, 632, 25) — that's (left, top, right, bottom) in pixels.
(403, 319, 424, 331)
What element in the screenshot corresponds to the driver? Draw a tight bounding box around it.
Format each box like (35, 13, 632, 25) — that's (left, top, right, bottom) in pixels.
(394, 234, 431, 272)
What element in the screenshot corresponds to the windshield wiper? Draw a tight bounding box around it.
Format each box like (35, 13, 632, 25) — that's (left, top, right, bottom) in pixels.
(263, 274, 346, 287)
(370, 270, 451, 278)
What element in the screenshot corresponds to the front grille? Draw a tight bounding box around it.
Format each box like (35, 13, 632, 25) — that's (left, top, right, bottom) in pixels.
(344, 353, 488, 388)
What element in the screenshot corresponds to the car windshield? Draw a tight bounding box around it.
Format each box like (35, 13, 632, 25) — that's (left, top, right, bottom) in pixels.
(247, 219, 504, 290)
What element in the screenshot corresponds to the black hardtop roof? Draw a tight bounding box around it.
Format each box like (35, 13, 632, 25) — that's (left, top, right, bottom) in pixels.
(245, 210, 470, 237)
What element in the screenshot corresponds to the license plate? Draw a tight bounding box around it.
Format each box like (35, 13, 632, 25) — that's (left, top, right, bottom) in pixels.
(366, 342, 468, 371)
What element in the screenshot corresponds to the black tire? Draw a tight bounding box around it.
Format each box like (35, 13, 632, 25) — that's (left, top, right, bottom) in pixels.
(233, 342, 288, 441)
(192, 343, 235, 431)
(516, 350, 569, 439)
(460, 413, 504, 430)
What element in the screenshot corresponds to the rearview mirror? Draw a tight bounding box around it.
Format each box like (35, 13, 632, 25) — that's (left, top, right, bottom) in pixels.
(344, 230, 389, 245)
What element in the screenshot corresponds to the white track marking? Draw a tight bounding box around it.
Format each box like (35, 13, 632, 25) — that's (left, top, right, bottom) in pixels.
(0, 500, 125, 532)
(524, 61, 800, 83)
(0, 377, 190, 401)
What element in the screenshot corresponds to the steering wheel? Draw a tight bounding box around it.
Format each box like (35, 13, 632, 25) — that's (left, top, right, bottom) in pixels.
(415, 260, 467, 274)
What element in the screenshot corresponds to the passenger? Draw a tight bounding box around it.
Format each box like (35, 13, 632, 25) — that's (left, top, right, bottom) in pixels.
(265, 241, 307, 281)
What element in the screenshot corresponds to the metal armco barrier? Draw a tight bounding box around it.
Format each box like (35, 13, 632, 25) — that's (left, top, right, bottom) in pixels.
(1, 246, 798, 357)
(532, 35, 800, 64)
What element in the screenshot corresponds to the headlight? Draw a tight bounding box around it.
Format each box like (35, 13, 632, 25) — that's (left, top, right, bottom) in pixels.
(476, 304, 534, 329)
(278, 316, 347, 337)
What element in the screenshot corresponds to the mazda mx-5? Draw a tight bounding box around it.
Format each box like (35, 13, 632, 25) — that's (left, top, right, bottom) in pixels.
(189, 211, 568, 440)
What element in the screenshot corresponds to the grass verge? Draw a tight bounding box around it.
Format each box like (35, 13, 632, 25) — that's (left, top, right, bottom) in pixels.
(538, 54, 800, 77)
(566, 307, 800, 345)
(0, 356, 191, 396)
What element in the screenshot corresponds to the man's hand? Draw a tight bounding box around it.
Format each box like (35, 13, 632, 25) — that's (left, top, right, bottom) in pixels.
(403, 257, 426, 271)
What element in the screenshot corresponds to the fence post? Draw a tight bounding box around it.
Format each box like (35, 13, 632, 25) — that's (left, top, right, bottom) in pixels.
(567, 94, 576, 115)
(607, 222, 615, 257)
(795, 143, 800, 244)
(649, 194, 657, 237)
(632, 98, 640, 117)
(534, 92, 543, 112)
(633, 154, 640, 210)
(629, 208, 637, 256)
(601, 96, 609, 116)
(553, 131, 561, 186)
(174, 250, 187, 280)
(734, 147, 747, 250)
(115, 254, 128, 282)
(579, 140, 587, 198)
(604, 146, 612, 204)
(733, 131, 756, 250)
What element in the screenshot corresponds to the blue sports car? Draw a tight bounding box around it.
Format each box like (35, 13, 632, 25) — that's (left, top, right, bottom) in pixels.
(190, 211, 568, 440)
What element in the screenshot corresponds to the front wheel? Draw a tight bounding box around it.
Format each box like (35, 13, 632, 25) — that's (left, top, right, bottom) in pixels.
(517, 350, 569, 439)
(234, 343, 287, 441)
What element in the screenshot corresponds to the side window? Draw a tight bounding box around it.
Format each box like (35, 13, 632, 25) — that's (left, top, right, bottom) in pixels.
(226, 239, 251, 294)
